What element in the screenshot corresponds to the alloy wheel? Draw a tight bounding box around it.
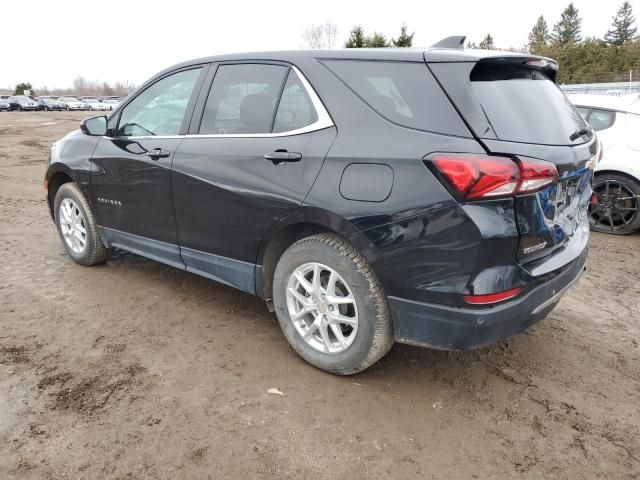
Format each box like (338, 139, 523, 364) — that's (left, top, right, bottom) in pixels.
(285, 262, 358, 354)
(58, 198, 87, 253)
(588, 179, 640, 232)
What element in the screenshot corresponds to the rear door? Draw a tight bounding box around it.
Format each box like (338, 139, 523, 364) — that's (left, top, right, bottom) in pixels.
(171, 62, 336, 294)
(429, 59, 597, 268)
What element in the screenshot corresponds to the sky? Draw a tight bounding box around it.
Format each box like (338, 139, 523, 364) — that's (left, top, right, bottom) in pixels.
(1, 0, 637, 90)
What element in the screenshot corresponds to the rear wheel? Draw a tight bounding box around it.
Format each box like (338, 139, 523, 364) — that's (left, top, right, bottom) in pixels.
(54, 183, 109, 265)
(273, 233, 394, 375)
(589, 173, 640, 235)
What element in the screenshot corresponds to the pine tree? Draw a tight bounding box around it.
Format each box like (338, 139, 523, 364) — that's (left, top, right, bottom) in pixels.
(345, 26, 366, 48)
(392, 24, 415, 47)
(528, 15, 550, 53)
(552, 3, 582, 46)
(14, 82, 33, 96)
(479, 33, 495, 50)
(365, 32, 390, 48)
(605, 1, 638, 46)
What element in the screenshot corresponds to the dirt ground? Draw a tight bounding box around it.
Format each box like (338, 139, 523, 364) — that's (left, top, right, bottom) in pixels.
(0, 111, 639, 479)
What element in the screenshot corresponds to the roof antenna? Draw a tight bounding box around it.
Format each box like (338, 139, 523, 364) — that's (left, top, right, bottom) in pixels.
(431, 36, 466, 49)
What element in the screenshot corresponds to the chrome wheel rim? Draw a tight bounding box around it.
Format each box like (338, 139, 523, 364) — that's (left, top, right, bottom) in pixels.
(286, 262, 358, 354)
(58, 198, 87, 254)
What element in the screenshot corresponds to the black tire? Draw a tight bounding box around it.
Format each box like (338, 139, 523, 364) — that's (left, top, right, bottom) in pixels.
(53, 183, 109, 265)
(589, 173, 640, 235)
(273, 233, 394, 375)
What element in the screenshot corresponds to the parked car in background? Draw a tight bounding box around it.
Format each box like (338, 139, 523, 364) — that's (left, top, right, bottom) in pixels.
(37, 98, 65, 111)
(8, 95, 39, 111)
(58, 97, 90, 111)
(82, 98, 110, 111)
(569, 93, 640, 234)
(103, 99, 120, 110)
(45, 43, 594, 374)
(0, 98, 10, 111)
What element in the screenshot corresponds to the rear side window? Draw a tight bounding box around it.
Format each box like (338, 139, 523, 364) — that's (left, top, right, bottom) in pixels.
(199, 64, 288, 134)
(273, 70, 318, 133)
(323, 60, 469, 136)
(469, 62, 589, 145)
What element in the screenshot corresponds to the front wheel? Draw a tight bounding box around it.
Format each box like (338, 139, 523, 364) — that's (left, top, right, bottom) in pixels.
(273, 233, 394, 375)
(54, 183, 109, 265)
(589, 173, 640, 235)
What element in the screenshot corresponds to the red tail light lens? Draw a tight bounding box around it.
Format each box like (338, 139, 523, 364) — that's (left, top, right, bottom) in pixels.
(429, 153, 558, 200)
(463, 287, 522, 305)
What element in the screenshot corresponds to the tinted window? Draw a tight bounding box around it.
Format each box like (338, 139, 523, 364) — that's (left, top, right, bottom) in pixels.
(323, 60, 469, 136)
(273, 70, 318, 133)
(470, 63, 589, 145)
(576, 106, 590, 119)
(118, 68, 201, 137)
(587, 109, 615, 131)
(199, 64, 288, 134)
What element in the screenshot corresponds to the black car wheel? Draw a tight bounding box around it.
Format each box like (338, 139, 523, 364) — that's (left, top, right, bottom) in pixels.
(54, 183, 109, 265)
(273, 233, 394, 375)
(589, 173, 640, 235)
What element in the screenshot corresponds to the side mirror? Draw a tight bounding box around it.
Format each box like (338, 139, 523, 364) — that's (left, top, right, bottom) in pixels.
(80, 115, 107, 136)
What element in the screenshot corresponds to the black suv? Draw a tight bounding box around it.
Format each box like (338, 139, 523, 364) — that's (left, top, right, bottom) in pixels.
(45, 40, 597, 374)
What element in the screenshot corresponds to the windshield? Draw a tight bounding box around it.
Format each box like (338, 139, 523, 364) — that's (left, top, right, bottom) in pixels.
(470, 63, 590, 145)
(63, 97, 79, 102)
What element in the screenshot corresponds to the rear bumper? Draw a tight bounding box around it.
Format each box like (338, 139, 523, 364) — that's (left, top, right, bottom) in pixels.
(388, 247, 587, 350)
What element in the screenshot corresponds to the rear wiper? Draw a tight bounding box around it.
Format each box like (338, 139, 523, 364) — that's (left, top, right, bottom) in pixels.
(569, 127, 592, 141)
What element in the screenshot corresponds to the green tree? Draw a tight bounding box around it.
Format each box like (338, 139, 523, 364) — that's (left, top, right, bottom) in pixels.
(529, 15, 550, 53)
(365, 32, 390, 48)
(345, 26, 366, 48)
(14, 82, 34, 96)
(479, 33, 495, 50)
(552, 3, 582, 46)
(605, 1, 638, 46)
(392, 24, 414, 47)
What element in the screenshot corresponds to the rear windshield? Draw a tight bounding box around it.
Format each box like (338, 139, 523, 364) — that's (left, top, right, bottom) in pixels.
(470, 63, 589, 145)
(322, 60, 470, 137)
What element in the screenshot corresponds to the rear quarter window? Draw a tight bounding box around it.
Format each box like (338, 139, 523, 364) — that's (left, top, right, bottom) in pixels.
(322, 60, 470, 137)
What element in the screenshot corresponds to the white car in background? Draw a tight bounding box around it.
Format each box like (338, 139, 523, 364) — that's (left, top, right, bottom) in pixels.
(102, 98, 120, 110)
(58, 97, 90, 111)
(569, 93, 640, 235)
(82, 98, 110, 111)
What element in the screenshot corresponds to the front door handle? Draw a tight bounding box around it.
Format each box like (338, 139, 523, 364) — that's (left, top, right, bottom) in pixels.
(146, 148, 171, 160)
(264, 150, 302, 165)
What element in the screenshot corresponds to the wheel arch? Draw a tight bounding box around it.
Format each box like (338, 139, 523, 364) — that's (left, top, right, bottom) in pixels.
(594, 169, 640, 185)
(255, 207, 376, 302)
(46, 164, 76, 219)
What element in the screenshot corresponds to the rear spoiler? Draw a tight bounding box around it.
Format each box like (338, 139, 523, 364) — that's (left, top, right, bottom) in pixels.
(475, 56, 559, 82)
(430, 36, 558, 82)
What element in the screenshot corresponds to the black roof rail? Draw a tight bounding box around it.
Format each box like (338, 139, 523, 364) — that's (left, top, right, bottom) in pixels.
(431, 36, 466, 49)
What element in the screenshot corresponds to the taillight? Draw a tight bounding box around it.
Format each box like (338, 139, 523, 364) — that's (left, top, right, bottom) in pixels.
(428, 153, 558, 200)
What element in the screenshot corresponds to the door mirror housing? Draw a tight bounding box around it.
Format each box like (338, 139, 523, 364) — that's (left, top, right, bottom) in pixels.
(80, 115, 107, 136)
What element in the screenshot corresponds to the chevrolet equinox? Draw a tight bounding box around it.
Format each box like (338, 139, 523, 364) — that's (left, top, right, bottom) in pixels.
(45, 38, 596, 374)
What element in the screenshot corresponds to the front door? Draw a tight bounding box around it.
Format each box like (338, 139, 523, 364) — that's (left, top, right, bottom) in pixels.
(171, 63, 336, 293)
(91, 67, 206, 267)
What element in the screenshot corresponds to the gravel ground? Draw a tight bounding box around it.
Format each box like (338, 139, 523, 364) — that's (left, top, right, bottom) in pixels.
(1, 111, 639, 479)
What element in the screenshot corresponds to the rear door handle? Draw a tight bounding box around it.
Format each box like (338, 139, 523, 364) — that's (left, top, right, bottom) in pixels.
(146, 148, 171, 160)
(264, 150, 302, 165)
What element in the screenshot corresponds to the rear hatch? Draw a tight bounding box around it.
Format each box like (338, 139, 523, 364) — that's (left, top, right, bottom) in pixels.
(429, 56, 597, 269)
